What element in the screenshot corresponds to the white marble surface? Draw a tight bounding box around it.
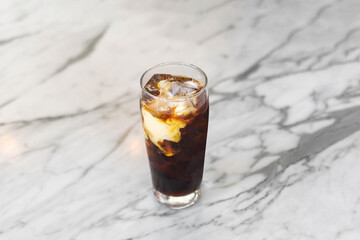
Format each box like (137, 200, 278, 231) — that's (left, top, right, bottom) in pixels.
(1, 0, 360, 239)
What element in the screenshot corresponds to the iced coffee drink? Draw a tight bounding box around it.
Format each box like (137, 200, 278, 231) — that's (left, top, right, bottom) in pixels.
(140, 63, 209, 209)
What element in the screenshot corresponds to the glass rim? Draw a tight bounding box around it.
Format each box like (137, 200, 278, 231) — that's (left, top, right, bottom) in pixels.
(140, 62, 208, 102)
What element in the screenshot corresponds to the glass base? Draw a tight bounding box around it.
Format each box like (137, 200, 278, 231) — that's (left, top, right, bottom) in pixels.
(154, 189, 200, 209)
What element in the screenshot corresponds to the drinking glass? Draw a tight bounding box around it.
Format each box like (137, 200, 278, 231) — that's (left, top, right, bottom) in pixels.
(140, 62, 209, 209)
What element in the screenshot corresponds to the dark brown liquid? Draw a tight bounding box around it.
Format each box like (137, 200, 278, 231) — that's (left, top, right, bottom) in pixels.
(141, 74, 209, 196)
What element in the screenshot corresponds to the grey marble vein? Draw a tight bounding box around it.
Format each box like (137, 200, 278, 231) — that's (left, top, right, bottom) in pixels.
(42, 25, 110, 83)
(0, 33, 35, 46)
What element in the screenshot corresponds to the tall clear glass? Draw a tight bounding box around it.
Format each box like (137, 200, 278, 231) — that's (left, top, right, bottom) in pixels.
(140, 62, 209, 209)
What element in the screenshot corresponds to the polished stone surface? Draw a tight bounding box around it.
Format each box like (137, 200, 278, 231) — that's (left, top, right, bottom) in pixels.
(1, 0, 360, 239)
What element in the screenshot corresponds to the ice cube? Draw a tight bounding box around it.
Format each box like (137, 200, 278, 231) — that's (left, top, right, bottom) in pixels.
(172, 80, 200, 96)
(144, 74, 202, 99)
(173, 101, 196, 117)
(157, 80, 174, 98)
(144, 83, 160, 96)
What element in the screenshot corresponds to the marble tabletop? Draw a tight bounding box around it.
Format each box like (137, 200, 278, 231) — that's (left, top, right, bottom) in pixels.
(1, 0, 360, 239)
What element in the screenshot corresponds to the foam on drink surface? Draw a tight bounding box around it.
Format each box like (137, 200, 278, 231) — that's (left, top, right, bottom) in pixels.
(141, 74, 203, 156)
